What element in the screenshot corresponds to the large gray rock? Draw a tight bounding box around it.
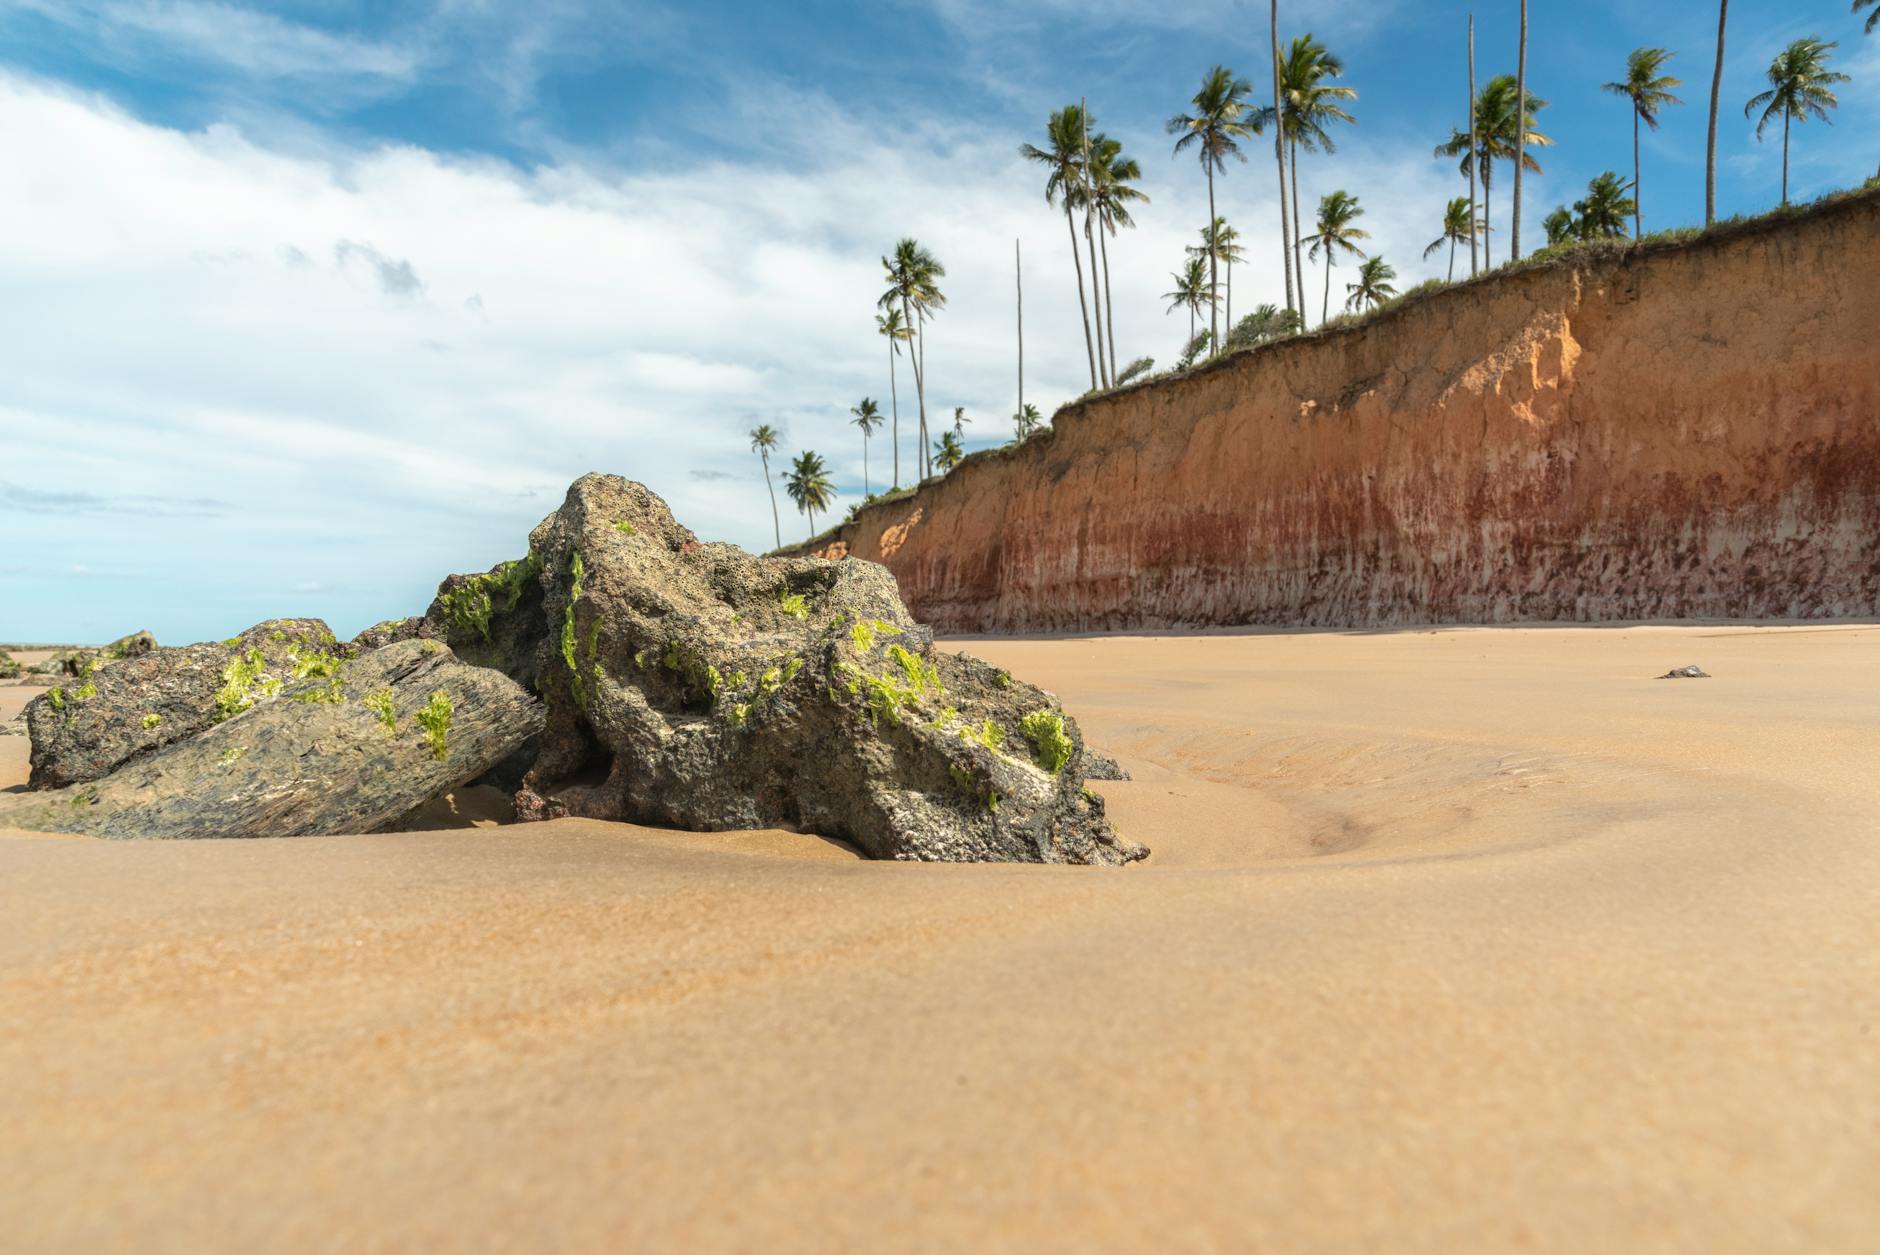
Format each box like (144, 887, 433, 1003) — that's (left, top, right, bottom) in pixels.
(425, 473, 1144, 865)
(0, 640, 543, 838)
(25, 619, 344, 789)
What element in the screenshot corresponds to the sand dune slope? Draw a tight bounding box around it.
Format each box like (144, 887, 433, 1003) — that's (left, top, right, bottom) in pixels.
(1, 625, 1876, 1251)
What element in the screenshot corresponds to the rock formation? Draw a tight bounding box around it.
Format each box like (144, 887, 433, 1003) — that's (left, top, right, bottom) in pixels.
(1, 640, 541, 839)
(785, 189, 1880, 632)
(25, 619, 338, 789)
(424, 474, 1143, 865)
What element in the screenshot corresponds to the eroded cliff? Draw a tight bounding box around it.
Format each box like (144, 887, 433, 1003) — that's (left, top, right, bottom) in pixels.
(795, 190, 1880, 632)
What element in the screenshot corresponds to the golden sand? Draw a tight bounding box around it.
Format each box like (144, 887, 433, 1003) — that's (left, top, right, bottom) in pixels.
(2, 625, 1876, 1251)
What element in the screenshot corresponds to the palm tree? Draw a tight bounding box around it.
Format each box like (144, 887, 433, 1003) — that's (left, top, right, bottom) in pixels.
(1435, 74, 1553, 268)
(1021, 105, 1101, 389)
(951, 406, 971, 440)
(1256, 35, 1358, 321)
(1513, 0, 1530, 259)
(1857, 0, 1878, 35)
(1423, 197, 1483, 281)
(1344, 257, 1398, 313)
(1168, 66, 1254, 353)
(1543, 206, 1578, 246)
(933, 431, 965, 474)
(1573, 172, 1638, 238)
(879, 239, 945, 479)
(1163, 253, 1216, 345)
(1013, 403, 1043, 441)
(1708, 2, 1729, 226)
(876, 308, 911, 490)
(1745, 38, 1849, 206)
(749, 424, 782, 549)
(784, 450, 835, 540)
(1303, 190, 1368, 325)
(1187, 218, 1244, 328)
(1603, 48, 1684, 236)
(1090, 133, 1149, 378)
(849, 398, 882, 498)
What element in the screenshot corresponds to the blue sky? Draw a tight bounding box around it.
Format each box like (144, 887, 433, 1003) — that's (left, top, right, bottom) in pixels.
(2, 0, 1876, 643)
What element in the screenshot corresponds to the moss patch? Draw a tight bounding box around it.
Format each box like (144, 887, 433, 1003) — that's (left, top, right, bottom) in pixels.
(416, 690, 453, 762)
(440, 550, 543, 641)
(364, 688, 397, 734)
(1019, 710, 1073, 775)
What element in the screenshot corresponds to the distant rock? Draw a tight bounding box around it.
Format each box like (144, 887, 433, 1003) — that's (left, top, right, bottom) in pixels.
(351, 616, 423, 652)
(427, 473, 1144, 865)
(0, 639, 543, 839)
(0, 649, 19, 681)
(29, 630, 158, 679)
(1082, 750, 1131, 781)
(1658, 665, 1712, 679)
(24, 619, 340, 789)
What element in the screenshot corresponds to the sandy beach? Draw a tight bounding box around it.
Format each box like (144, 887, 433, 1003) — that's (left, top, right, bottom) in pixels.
(3, 624, 1876, 1251)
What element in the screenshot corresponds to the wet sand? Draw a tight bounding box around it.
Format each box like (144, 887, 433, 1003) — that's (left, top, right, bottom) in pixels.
(2, 625, 1876, 1251)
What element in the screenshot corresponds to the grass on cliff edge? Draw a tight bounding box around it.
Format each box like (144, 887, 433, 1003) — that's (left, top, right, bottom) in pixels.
(771, 177, 1880, 559)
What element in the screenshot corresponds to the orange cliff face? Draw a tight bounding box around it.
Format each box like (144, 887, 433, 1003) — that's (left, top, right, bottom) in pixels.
(791, 192, 1880, 633)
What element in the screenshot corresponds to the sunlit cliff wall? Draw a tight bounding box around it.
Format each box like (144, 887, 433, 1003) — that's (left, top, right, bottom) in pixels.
(788, 191, 1880, 632)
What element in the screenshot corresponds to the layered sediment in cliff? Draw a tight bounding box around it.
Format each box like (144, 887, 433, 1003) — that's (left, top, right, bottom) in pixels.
(790, 191, 1880, 632)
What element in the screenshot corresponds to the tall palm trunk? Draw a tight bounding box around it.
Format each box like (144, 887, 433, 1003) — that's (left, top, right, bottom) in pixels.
(761, 453, 780, 549)
(1448, 237, 1457, 281)
(1289, 139, 1307, 325)
(861, 432, 870, 498)
(1271, 0, 1295, 318)
(886, 340, 900, 490)
(1322, 253, 1334, 325)
(1015, 238, 1024, 433)
(1780, 110, 1790, 206)
(1632, 107, 1643, 236)
(1098, 216, 1119, 376)
(917, 317, 929, 479)
(1512, 0, 1528, 260)
(1064, 204, 1098, 389)
(1225, 258, 1232, 333)
(1707, 0, 1728, 226)
(1205, 169, 1220, 352)
(1085, 214, 1109, 387)
(1481, 161, 1493, 268)
(1468, 13, 1479, 276)
(901, 293, 927, 481)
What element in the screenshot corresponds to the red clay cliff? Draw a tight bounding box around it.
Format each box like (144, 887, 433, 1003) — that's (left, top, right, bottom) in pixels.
(788, 190, 1880, 632)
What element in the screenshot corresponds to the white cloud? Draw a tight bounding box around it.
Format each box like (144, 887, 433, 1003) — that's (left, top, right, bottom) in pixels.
(0, 68, 1462, 641)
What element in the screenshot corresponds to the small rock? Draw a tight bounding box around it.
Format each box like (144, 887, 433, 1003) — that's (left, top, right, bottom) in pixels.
(1082, 750, 1132, 781)
(1658, 665, 1711, 679)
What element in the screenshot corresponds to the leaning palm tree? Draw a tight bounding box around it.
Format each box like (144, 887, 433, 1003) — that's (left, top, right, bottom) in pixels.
(1603, 48, 1684, 236)
(849, 398, 882, 498)
(1745, 38, 1849, 206)
(876, 308, 911, 490)
(1344, 256, 1398, 313)
(1168, 66, 1255, 353)
(879, 239, 946, 479)
(1021, 105, 1102, 389)
(1303, 190, 1368, 325)
(1163, 253, 1216, 346)
(783, 450, 835, 540)
(1255, 35, 1358, 320)
(749, 424, 782, 549)
(1572, 172, 1638, 238)
(1435, 74, 1553, 268)
(1423, 196, 1484, 281)
(1089, 133, 1149, 378)
(933, 431, 965, 474)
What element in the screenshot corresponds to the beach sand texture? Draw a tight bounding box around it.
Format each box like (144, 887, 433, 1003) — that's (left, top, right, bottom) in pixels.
(2, 625, 1876, 1251)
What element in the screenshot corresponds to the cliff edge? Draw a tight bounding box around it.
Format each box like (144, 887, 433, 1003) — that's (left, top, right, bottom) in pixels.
(788, 189, 1880, 632)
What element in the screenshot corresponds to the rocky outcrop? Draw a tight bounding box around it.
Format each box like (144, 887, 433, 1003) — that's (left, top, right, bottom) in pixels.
(28, 630, 158, 678)
(0, 650, 19, 681)
(25, 619, 339, 789)
(426, 474, 1142, 865)
(789, 189, 1880, 632)
(1, 640, 542, 839)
